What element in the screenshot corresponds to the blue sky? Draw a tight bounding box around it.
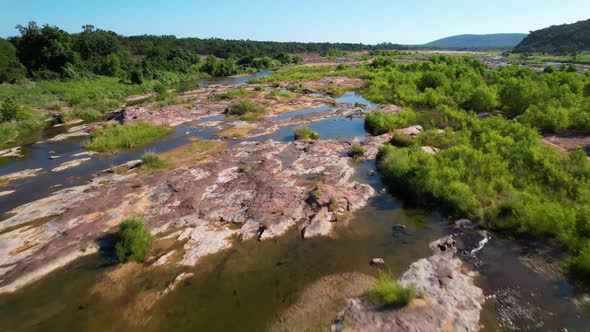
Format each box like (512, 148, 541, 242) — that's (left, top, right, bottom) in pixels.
(1, 0, 589, 44)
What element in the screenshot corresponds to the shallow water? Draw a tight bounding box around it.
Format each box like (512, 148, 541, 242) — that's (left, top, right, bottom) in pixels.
(0, 72, 273, 215)
(1, 84, 590, 330)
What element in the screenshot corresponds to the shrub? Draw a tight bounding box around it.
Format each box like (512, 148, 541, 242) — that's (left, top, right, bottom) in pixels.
(294, 126, 319, 140)
(365, 110, 419, 136)
(228, 100, 265, 116)
(115, 216, 153, 263)
(366, 270, 415, 307)
(83, 121, 172, 152)
(349, 143, 365, 159)
(141, 151, 165, 169)
(390, 133, 415, 147)
(1, 98, 19, 122)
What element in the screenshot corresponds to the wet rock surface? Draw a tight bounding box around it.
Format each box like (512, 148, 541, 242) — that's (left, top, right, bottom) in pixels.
(0, 134, 389, 293)
(332, 236, 485, 332)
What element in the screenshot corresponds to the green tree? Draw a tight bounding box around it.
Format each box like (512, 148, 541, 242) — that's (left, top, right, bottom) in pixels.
(13, 21, 76, 75)
(0, 39, 26, 83)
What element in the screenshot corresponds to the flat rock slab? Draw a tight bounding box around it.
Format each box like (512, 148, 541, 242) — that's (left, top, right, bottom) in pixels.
(0, 134, 390, 294)
(51, 157, 92, 172)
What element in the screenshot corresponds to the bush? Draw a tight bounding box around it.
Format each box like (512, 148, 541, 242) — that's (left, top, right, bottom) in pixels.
(228, 99, 265, 116)
(115, 216, 153, 263)
(348, 143, 365, 159)
(141, 151, 165, 169)
(1, 98, 19, 122)
(83, 121, 172, 152)
(390, 133, 415, 147)
(294, 126, 319, 140)
(365, 110, 419, 136)
(366, 270, 415, 307)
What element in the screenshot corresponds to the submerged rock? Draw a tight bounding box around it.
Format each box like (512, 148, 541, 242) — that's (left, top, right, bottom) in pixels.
(333, 236, 484, 331)
(51, 157, 92, 172)
(0, 168, 44, 183)
(0, 146, 23, 158)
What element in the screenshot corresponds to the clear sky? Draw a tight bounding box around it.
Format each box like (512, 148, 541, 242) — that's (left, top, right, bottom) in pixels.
(1, 0, 589, 44)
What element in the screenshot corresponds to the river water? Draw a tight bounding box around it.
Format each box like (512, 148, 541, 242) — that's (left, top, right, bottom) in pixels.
(0, 72, 589, 331)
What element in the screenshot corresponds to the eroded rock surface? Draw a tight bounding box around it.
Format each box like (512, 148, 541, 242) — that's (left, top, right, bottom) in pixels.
(333, 236, 485, 332)
(0, 135, 388, 293)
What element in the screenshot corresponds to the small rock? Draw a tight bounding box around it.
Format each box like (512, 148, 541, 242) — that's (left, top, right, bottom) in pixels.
(49, 155, 61, 159)
(455, 218, 474, 229)
(367, 170, 375, 176)
(370, 258, 385, 266)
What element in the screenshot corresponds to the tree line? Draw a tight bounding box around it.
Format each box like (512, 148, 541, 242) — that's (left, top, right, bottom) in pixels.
(0, 22, 409, 84)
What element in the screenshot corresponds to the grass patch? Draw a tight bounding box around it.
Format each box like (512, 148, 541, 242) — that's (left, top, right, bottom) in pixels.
(62, 108, 103, 122)
(228, 100, 265, 116)
(251, 64, 363, 83)
(321, 84, 347, 96)
(211, 87, 253, 101)
(162, 138, 226, 166)
(294, 126, 319, 140)
(348, 143, 365, 159)
(0, 102, 47, 149)
(266, 88, 292, 99)
(83, 121, 172, 152)
(141, 151, 166, 169)
(115, 216, 153, 263)
(366, 270, 415, 307)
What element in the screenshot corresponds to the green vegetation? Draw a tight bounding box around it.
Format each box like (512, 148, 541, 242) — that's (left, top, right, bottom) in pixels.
(348, 143, 365, 159)
(294, 126, 319, 140)
(211, 87, 253, 100)
(514, 19, 590, 54)
(114, 216, 153, 263)
(227, 100, 266, 121)
(83, 121, 172, 152)
(321, 48, 347, 57)
(355, 55, 590, 282)
(267, 88, 291, 99)
(141, 151, 166, 169)
(321, 84, 347, 96)
(364, 110, 419, 135)
(366, 270, 415, 307)
(0, 98, 47, 148)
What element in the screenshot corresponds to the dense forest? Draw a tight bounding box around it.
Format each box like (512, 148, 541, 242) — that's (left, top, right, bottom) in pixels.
(514, 18, 590, 53)
(0, 22, 409, 84)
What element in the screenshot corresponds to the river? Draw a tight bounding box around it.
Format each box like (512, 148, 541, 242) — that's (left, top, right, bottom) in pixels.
(0, 72, 589, 331)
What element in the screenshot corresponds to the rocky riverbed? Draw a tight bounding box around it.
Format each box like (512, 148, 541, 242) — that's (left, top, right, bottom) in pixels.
(0, 133, 391, 294)
(332, 235, 485, 332)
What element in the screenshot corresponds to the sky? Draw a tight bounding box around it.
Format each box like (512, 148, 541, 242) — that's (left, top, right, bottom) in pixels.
(1, 0, 589, 44)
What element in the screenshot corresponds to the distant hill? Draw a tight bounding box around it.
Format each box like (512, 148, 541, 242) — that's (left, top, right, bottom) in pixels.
(514, 19, 590, 53)
(425, 34, 527, 49)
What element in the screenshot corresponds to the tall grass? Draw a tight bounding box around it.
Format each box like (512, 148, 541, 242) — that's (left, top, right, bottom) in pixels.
(0, 105, 47, 149)
(83, 121, 172, 152)
(366, 270, 415, 307)
(294, 126, 319, 140)
(141, 151, 166, 169)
